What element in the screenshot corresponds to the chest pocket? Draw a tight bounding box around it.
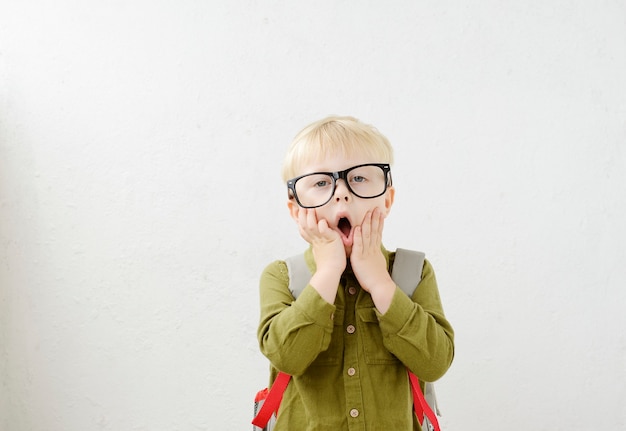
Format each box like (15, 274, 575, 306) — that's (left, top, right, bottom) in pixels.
(357, 308, 400, 365)
(311, 307, 344, 366)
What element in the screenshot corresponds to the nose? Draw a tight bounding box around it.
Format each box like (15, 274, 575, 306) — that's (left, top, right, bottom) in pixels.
(333, 179, 351, 202)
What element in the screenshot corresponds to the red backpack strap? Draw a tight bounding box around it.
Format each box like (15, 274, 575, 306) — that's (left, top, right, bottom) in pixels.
(253, 370, 439, 430)
(252, 372, 291, 428)
(408, 370, 440, 431)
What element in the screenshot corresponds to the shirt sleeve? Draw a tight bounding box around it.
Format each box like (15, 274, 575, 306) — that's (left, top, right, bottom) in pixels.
(257, 260, 337, 376)
(377, 259, 455, 382)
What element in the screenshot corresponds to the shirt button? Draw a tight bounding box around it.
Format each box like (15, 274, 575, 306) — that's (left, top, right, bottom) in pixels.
(346, 324, 356, 334)
(350, 408, 359, 418)
(347, 367, 356, 376)
(348, 286, 357, 295)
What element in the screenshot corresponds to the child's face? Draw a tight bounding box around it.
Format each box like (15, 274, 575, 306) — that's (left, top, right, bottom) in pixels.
(287, 153, 395, 255)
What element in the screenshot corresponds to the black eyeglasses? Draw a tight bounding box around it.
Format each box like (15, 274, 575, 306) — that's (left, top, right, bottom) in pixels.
(287, 163, 392, 209)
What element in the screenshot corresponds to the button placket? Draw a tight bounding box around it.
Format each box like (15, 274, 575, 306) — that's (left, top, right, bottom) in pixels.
(342, 275, 365, 428)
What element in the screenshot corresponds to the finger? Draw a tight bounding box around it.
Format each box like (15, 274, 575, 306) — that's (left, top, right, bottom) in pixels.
(378, 211, 385, 244)
(370, 208, 383, 245)
(301, 209, 318, 234)
(305, 208, 317, 229)
(310, 210, 333, 239)
(296, 206, 306, 226)
(317, 218, 330, 236)
(360, 210, 372, 248)
(352, 225, 362, 255)
(297, 208, 316, 241)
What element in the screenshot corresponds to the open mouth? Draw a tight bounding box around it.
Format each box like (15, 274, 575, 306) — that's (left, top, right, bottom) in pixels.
(337, 217, 352, 238)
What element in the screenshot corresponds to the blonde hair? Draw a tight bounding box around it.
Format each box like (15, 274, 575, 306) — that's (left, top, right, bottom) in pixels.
(281, 116, 394, 182)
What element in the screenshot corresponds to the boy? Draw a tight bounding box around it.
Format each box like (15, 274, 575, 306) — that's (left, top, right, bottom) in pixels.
(257, 116, 454, 430)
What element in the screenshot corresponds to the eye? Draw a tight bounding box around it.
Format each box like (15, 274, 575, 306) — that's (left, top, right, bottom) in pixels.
(299, 174, 332, 190)
(350, 175, 367, 183)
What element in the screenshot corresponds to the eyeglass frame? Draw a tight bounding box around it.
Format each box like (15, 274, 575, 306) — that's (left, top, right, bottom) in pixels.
(286, 163, 393, 209)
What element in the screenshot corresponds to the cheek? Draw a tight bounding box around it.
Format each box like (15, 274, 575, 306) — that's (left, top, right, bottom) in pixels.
(313, 207, 331, 222)
(373, 197, 390, 212)
(381, 202, 391, 215)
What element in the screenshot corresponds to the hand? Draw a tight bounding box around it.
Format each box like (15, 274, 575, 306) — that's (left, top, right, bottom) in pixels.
(295, 207, 347, 273)
(350, 208, 396, 313)
(294, 207, 346, 303)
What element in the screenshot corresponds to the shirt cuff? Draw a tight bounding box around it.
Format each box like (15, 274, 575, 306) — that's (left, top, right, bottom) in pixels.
(376, 286, 415, 333)
(293, 284, 337, 330)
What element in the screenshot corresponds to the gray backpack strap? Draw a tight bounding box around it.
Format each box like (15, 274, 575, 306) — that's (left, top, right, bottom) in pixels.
(284, 253, 311, 299)
(391, 248, 426, 297)
(287, 248, 426, 300)
(424, 382, 441, 417)
(391, 248, 441, 419)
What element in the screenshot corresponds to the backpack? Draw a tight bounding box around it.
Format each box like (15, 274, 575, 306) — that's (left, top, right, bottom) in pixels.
(252, 248, 441, 431)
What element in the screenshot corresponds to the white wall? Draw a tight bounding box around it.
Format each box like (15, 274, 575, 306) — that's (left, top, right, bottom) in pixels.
(1, 1, 625, 430)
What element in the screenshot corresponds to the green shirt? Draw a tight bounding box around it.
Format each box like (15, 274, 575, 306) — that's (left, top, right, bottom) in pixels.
(258, 247, 455, 431)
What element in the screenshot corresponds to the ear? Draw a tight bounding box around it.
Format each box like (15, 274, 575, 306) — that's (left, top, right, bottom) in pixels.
(287, 198, 300, 222)
(383, 186, 395, 216)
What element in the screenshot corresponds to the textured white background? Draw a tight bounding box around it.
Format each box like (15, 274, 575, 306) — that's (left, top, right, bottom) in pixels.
(1, 1, 625, 430)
